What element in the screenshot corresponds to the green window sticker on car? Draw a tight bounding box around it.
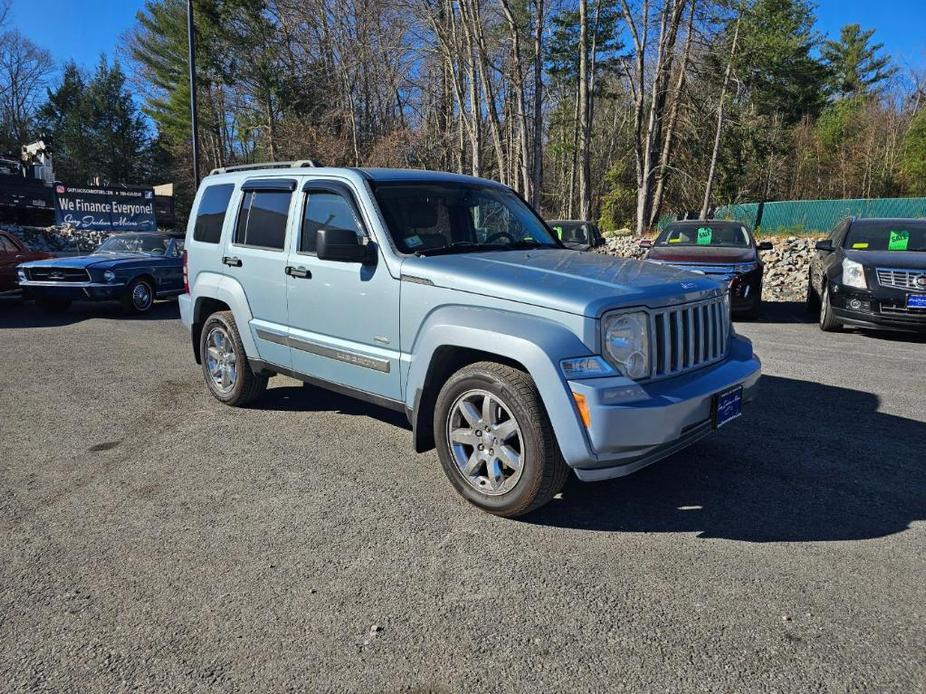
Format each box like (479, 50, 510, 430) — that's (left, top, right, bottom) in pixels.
(553, 225, 563, 240)
(696, 227, 713, 245)
(888, 230, 909, 251)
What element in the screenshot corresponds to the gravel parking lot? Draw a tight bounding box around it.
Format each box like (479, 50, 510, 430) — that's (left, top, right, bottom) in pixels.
(1, 297, 924, 692)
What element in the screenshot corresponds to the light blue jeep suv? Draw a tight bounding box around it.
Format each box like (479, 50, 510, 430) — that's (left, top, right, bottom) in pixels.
(180, 163, 761, 516)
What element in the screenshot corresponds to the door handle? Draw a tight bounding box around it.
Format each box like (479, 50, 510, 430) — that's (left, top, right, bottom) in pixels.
(222, 256, 242, 267)
(285, 266, 311, 279)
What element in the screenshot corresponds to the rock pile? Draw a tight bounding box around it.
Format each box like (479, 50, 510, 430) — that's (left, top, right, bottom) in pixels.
(594, 234, 823, 303)
(2, 223, 116, 254)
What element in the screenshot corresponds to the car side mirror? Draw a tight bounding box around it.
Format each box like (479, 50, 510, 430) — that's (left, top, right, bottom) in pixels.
(316, 228, 369, 263)
(757, 241, 773, 251)
(638, 239, 653, 249)
(815, 240, 835, 253)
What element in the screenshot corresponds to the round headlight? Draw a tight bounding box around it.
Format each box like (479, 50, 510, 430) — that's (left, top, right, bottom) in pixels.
(602, 311, 650, 379)
(103, 270, 116, 282)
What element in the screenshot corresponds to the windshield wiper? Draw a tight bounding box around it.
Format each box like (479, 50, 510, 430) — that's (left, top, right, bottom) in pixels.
(417, 241, 487, 256)
(495, 239, 555, 250)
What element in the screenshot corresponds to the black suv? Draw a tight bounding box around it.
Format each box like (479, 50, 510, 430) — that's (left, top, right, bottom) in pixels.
(807, 218, 926, 332)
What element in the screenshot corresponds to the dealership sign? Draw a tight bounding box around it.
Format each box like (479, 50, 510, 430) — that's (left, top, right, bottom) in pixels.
(54, 184, 157, 231)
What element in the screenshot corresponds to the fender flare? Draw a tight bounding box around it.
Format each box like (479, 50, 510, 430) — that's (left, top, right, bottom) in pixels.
(191, 273, 258, 358)
(404, 305, 596, 466)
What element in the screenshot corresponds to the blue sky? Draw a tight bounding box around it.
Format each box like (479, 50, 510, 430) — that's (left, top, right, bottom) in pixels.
(6, 0, 926, 75)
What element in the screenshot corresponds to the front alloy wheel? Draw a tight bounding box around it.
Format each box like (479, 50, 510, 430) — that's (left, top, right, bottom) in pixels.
(434, 361, 569, 517)
(819, 283, 842, 332)
(447, 389, 524, 495)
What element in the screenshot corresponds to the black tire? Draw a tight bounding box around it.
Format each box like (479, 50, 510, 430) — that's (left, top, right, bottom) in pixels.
(740, 298, 762, 320)
(806, 273, 820, 313)
(199, 310, 268, 406)
(37, 297, 71, 313)
(122, 277, 155, 314)
(433, 361, 569, 517)
(819, 283, 842, 332)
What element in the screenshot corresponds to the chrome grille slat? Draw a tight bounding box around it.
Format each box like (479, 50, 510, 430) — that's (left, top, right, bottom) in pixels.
(674, 311, 683, 372)
(661, 312, 670, 374)
(686, 307, 694, 369)
(646, 296, 729, 381)
(26, 267, 91, 282)
(877, 268, 926, 292)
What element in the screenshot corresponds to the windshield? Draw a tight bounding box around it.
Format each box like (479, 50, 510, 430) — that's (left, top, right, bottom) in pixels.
(843, 221, 926, 252)
(373, 182, 559, 254)
(94, 234, 172, 256)
(549, 221, 592, 244)
(656, 223, 751, 248)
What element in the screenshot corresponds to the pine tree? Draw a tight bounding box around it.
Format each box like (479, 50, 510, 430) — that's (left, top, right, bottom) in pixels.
(822, 24, 897, 99)
(733, 0, 828, 124)
(37, 58, 151, 185)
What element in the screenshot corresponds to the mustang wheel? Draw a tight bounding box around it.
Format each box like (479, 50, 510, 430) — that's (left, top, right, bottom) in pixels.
(434, 361, 569, 517)
(819, 283, 842, 332)
(123, 278, 155, 313)
(200, 310, 268, 406)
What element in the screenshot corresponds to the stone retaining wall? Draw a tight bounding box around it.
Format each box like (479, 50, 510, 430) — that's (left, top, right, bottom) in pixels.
(594, 235, 822, 303)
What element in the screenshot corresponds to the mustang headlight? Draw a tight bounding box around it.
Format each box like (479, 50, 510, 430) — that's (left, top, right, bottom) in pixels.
(602, 311, 650, 379)
(103, 270, 116, 282)
(17, 268, 26, 282)
(842, 258, 867, 289)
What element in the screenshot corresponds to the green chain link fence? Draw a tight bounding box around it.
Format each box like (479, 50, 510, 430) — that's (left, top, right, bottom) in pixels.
(711, 197, 926, 234)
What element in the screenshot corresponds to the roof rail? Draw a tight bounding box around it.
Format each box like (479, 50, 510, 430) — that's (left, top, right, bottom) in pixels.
(208, 160, 321, 176)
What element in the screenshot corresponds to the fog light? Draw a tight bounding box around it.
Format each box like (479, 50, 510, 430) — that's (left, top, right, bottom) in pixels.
(849, 298, 861, 310)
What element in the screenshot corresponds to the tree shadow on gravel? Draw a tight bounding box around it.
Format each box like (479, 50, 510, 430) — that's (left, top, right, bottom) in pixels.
(0, 296, 179, 328)
(253, 382, 411, 430)
(523, 375, 926, 542)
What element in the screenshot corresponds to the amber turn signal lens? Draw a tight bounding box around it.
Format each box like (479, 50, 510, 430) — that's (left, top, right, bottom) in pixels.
(572, 392, 591, 429)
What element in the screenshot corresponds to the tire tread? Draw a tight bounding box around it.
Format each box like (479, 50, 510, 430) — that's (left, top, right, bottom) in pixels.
(436, 360, 569, 517)
(201, 310, 268, 406)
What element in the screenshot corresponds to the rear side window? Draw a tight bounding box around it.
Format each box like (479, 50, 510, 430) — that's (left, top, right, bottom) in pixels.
(193, 184, 234, 243)
(235, 190, 291, 250)
(300, 191, 364, 254)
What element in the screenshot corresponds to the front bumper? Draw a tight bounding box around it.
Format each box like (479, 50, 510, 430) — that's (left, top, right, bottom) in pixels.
(20, 280, 126, 301)
(829, 283, 926, 332)
(656, 262, 762, 312)
(565, 335, 761, 481)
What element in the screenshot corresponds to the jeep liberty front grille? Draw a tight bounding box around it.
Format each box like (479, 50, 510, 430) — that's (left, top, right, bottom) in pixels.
(649, 296, 729, 379)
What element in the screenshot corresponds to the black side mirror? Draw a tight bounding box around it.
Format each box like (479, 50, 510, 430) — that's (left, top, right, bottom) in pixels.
(815, 239, 835, 253)
(757, 241, 773, 251)
(316, 228, 369, 262)
(638, 239, 653, 249)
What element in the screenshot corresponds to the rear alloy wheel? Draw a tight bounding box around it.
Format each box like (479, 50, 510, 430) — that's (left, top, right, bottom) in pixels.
(200, 310, 268, 406)
(123, 278, 154, 314)
(819, 283, 842, 332)
(434, 361, 569, 517)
